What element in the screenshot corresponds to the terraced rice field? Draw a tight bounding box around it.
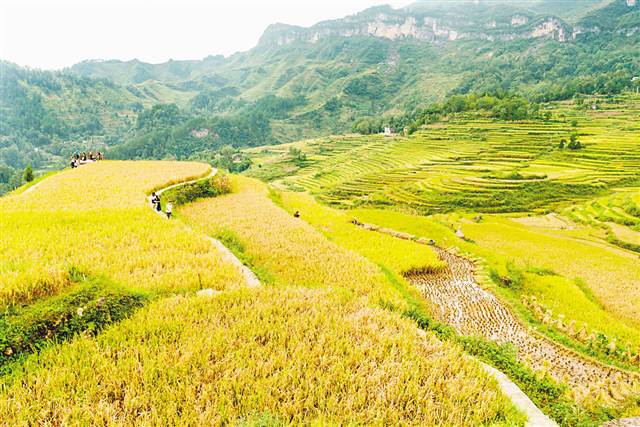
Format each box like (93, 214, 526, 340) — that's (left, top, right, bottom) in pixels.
(1, 163, 526, 425)
(409, 246, 639, 403)
(246, 95, 640, 214)
(0, 161, 243, 307)
(461, 217, 640, 330)
(343, 219, 640, 404)
(564, 188, 640, 247)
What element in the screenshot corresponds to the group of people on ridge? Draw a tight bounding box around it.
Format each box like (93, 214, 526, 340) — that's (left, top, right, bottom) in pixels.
(150, 192, 172, 219)
(70, 151, 104, 168)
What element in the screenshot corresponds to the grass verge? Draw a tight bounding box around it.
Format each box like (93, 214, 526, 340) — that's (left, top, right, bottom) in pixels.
(0, 269, 146, 373)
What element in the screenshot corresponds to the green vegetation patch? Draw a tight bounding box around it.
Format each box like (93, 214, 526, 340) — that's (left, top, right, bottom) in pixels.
(0, 269, 146, 371)
(162, 174, 232, 206)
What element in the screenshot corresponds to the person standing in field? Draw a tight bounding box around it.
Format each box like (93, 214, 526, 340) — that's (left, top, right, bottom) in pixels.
(166, 202, 173, 219)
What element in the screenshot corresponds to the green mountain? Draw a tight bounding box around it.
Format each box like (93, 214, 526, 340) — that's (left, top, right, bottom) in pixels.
(1, 0, 638, 192)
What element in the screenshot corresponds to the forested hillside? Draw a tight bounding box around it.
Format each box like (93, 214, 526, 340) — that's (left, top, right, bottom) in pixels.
(1, 0, 638, 193)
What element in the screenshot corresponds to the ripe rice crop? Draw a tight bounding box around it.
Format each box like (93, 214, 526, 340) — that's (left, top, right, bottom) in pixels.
(0, 161, 243, 307)
(180, 176, 444, 296)
(462, 217, 640, 330)
(277, 190, 446, 275)
(0, 288, 523, 425)
(0, 171, 524, 425)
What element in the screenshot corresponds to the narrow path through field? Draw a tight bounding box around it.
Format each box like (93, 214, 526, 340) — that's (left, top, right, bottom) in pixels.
(354, 222, 639, 408)
(150, 169, 260, 288)
(481, 362, 556, 427)
(21, 181, 42, 195)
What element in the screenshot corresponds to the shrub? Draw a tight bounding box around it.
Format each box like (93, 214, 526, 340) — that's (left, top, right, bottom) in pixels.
(163, 174, 232, 206)
(22, 165, 34, 183)
(489, 263, 524, 290)
(0, 272, 145, 371)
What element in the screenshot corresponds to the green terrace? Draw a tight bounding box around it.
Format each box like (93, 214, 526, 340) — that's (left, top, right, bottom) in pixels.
(246, 95, 640, 214)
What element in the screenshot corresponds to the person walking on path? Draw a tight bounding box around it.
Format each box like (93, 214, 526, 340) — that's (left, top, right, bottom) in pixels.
(166, 202, 173, 219)
(154, 194, 162, 212)
(150, 192, 159, 210)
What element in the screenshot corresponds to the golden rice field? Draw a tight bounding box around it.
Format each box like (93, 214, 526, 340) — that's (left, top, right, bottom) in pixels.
(0, 161, 244, 306)
(460, 216, 640, 330)
(0, 162, 524, 425)
(179, 176, 443, 304)
(180, 176, 444, 290)
(0, 288, 521, 425)
(241, 96, 640, 421)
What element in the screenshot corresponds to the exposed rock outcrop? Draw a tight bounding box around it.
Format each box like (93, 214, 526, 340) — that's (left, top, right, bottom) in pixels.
(258, 3, 624, 48)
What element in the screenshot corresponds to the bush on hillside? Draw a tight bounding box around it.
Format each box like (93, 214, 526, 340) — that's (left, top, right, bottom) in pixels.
(163, 174, 232, 206)
(22, 165, 34, 182)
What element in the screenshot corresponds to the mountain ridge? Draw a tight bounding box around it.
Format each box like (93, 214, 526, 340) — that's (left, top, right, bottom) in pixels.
(66, 0, 638, 84)
(1, 0, 638, 192)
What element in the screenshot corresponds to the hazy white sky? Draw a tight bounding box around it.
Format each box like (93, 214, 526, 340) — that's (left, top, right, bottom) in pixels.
(0, 0, 409, 70)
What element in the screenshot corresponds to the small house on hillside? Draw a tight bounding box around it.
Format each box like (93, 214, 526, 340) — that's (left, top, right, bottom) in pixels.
(384, 127, 395, 136)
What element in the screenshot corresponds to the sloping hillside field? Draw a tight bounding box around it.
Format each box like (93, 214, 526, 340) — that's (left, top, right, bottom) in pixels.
(243, 95, 640, 424)
(0, 162, 525, 425)
(1, 97, 639, 426)
(248, 95, 640, 214)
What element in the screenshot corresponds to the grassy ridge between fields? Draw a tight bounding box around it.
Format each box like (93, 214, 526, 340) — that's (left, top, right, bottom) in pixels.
(0, 271, 146, 372)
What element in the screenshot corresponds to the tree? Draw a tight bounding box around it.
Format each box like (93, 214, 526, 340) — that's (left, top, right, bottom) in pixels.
(8, 170, 23, 189)
(23, 164, 34, 182)
(289, 147, 307, 166)
(567, 133, 582, 150)
(559, 139, 566, 149)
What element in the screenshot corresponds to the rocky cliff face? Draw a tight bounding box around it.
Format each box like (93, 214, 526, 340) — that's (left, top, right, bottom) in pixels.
(259, 1, 637, 48)
(261, 14, 571, 46)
